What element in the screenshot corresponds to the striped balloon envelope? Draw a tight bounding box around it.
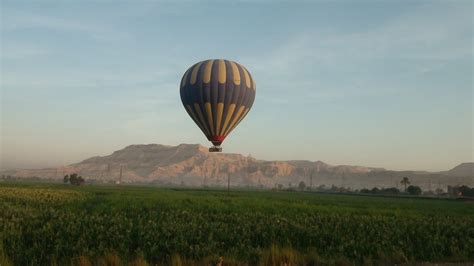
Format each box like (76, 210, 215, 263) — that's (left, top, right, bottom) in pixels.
(180, 59, 256, 152)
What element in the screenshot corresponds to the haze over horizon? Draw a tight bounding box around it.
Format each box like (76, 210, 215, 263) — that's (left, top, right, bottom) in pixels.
(1, 1, 472, 171)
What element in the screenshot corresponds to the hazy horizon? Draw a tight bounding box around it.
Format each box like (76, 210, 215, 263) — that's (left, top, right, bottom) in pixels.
(1, 1, 473, 171)
(0, 142, 471, 173)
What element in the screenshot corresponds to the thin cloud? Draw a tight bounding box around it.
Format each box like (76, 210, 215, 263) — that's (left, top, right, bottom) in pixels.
(2, 8, 131, 41)
(1, 45, 51, 60)
(244, 2, 472, 105)
(253, 2, 471, 68)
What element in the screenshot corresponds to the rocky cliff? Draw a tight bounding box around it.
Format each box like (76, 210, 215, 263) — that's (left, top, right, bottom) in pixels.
(2, 144, 472, 189)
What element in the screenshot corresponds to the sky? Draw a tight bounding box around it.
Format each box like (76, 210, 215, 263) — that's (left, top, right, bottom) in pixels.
(1, 0, 472, 171)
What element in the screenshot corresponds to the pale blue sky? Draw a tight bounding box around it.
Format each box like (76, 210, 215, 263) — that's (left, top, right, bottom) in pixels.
(1, 0, 472, 171)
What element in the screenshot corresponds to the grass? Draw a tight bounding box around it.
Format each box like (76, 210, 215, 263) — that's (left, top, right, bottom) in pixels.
(1, 182, 473, 265)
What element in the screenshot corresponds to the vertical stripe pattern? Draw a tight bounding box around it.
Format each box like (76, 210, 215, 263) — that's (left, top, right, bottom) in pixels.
(180, 59, 256, 146)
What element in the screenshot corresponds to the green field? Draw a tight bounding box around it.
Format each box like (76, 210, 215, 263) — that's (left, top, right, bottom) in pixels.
(1, 182, 473, 265)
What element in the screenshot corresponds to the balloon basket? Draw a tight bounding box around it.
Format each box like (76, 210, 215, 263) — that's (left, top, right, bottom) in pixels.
(209, 146, 222, 152)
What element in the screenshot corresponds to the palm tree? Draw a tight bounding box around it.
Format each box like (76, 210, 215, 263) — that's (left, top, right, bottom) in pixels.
(401, 177, 410, 193)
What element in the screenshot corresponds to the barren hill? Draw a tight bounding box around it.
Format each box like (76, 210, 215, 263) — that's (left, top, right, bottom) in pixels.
(444, 163, 474, 177)
(2, 144, 473, 189)
(72, 144, 383, 186)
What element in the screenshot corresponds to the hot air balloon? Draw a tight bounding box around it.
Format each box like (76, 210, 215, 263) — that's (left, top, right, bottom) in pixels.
(180, 59, 256, 152)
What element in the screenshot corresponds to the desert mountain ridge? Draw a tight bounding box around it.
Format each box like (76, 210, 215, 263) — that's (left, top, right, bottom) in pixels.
(2, 144, 473, 189)
(442, 162, 474, 177)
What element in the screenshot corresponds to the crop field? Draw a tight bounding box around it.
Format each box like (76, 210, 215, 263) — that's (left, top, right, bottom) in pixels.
(1, 182, 473, 265)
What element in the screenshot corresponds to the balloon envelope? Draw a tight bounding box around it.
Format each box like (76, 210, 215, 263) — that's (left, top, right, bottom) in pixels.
(180, 59, 256, 150)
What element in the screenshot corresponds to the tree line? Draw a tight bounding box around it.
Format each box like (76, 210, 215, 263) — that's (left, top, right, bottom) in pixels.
(274, 177, 474, 197)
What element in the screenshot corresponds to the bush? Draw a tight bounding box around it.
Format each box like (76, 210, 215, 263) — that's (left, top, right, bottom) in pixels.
(407, 185, 422, 195)
(64, 174, 85, 186)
